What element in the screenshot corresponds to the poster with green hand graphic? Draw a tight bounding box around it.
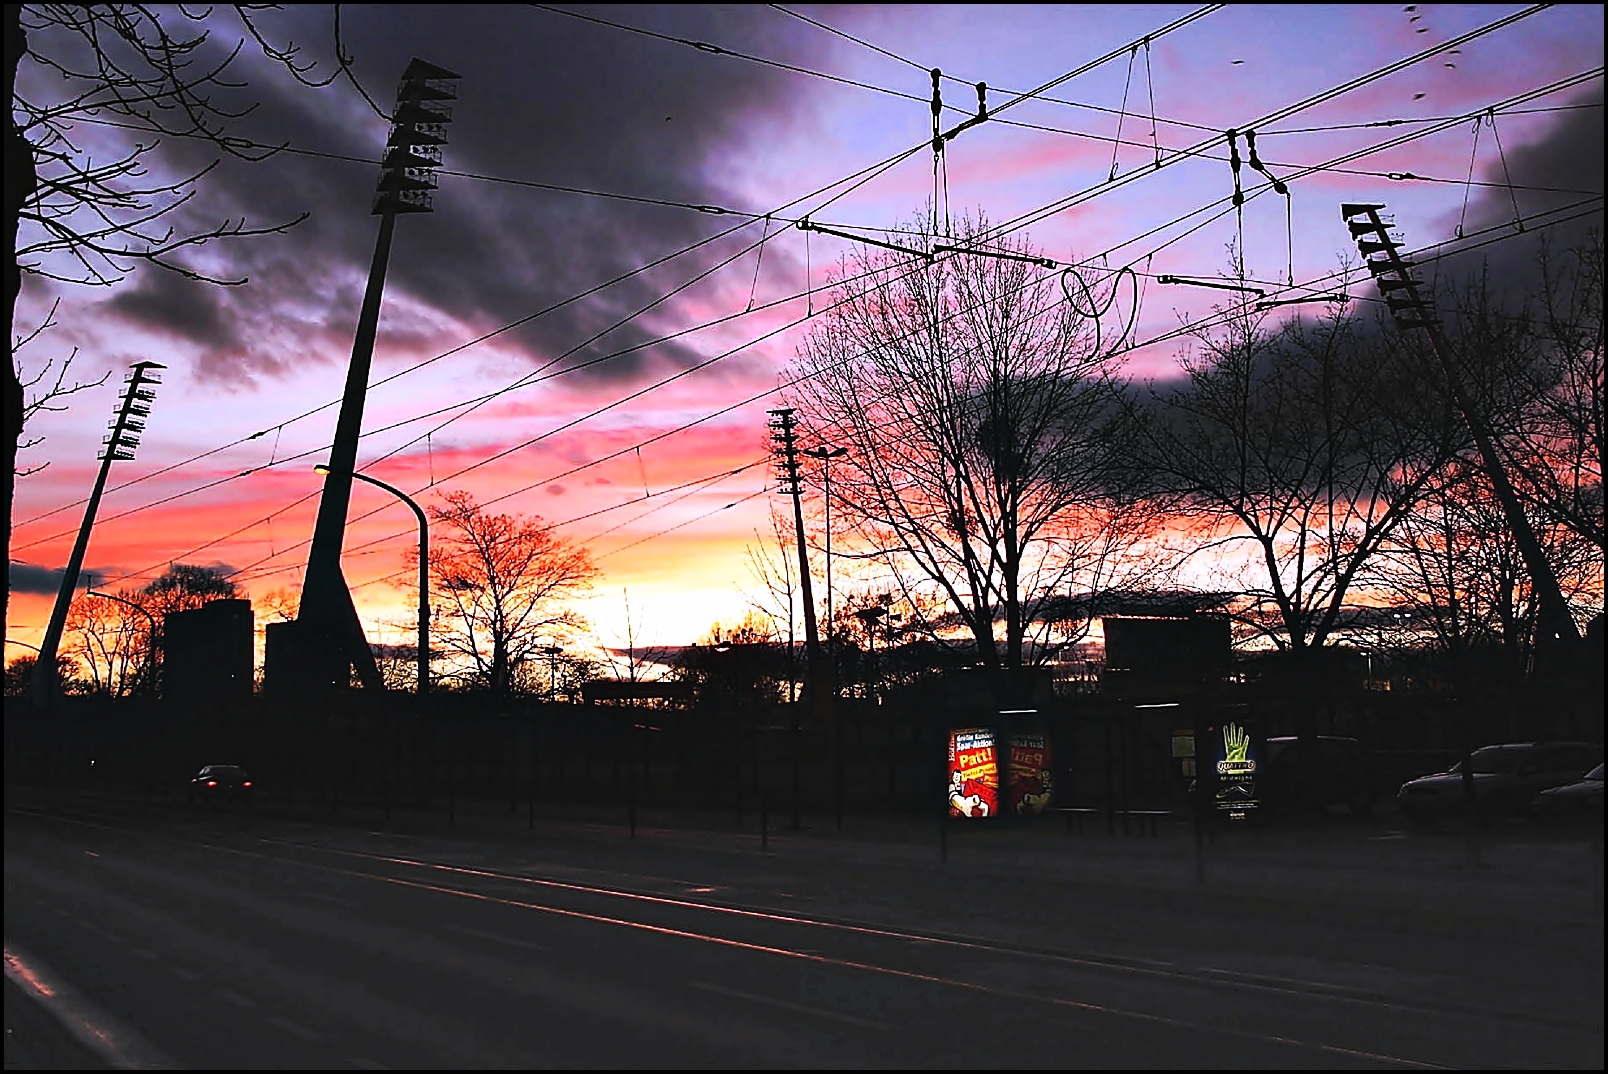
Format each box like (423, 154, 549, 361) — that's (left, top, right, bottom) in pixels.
(1208, 720, 1260, 820)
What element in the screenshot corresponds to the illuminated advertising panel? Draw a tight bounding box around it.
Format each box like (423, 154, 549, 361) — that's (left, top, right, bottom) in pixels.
(1007, 731, 1054, 815)
(1208, 720, 1260, 820)
(948, 729, 998, 817)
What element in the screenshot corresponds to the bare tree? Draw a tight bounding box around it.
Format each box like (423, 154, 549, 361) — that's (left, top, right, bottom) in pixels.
(12, 298, 108, 477)
(1366, 438, 1601, 684)
(6, 4, 343, 662)
(788, 215, 1151, 683)
(1130, 292, 1460, 652)
(1462, 234, 1604, 559)
(424, 490, 597, 696)
(64, 587, 150, 696)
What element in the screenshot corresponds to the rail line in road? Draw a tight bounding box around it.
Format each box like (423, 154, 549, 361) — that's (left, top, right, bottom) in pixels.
(252, 834, 1600, 1036)
(8, 798, 1602, 1068)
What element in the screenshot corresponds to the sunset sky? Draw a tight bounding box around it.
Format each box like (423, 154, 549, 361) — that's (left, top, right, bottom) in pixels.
(9, 3, 1604, 666)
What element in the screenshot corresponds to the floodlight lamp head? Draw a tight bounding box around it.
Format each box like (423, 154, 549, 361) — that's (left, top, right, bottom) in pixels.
(314, 464, 331, 475)
(1340, 203, 1387, 220)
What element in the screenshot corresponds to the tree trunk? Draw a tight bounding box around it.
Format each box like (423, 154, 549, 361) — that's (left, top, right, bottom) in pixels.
(5, 7, 35, 656)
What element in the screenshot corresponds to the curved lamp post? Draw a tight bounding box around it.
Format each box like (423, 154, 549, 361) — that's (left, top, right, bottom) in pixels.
(316, 465, 429, 693)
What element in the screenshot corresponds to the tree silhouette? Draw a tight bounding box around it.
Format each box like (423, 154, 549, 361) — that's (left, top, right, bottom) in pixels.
(788, 214, 1153, 682)
(423, 490, 596, 695)
(5, 5, 343, 665)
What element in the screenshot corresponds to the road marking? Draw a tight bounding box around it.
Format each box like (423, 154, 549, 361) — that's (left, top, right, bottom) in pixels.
(171, 966, 202, 981)
(269, 1015, 322, 1042)
(4, 942, 180, 1070)
(219, 988, 258, 1009)
(446, 923, 546, 953)
(687, 980, 888, 1031)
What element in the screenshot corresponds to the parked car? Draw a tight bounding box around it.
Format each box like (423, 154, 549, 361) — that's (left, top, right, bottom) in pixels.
(1532, 762, 1604, 824)
(188, 764, 253, 802)
(1397, 742, 1602, 820)
(1261, 736, 1378, 815)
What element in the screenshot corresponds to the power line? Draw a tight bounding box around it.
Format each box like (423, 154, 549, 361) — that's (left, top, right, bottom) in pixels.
(23, 3, 1225, 551)
(216, 183, 1603, 605)
(229, 181, 1606, 595)
(45, 17, 1583, 587)
(981, 4, 1555, 242)
(532, 2, 1226, 144)
(23, 4, 1566, 540)
(329, 194, 1605, 595)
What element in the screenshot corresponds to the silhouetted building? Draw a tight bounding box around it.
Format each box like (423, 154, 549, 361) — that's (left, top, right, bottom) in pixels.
(163, 598, 252, 703)
(1101, 614, 1231, 697)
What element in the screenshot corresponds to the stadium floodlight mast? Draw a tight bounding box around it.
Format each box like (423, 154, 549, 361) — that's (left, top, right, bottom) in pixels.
(278, 59, 459, 695)
(29, 361, 165, 707)
(1341, 202, 1580, 660)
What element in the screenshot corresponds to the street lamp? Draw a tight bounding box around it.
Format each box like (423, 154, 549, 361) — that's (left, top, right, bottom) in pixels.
(854, 605, 885, 702)
(315, 464, 429, 694)
(540, 644, 563, 701)
(801, 445, 848, 648)
(85, 577, 158, 696)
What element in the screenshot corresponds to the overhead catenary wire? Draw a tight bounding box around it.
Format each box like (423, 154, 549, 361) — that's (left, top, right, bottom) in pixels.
(62, 98, 1600, 590)
(22, 83, 1598, 540)
(20, 1, 1223, 542)
(977, 4, 1557, 242)
(218, 183, 1606, 596)
(39, 48, 1590, 567)
(44, 31, 1601, 588)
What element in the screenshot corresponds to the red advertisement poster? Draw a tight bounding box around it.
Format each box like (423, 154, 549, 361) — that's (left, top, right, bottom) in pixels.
(1008, 731, 1054, 815)
(948, 729, 998, 818)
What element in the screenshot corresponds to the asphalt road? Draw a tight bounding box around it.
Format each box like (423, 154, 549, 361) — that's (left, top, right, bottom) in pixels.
(4, 788, 1602, 1069)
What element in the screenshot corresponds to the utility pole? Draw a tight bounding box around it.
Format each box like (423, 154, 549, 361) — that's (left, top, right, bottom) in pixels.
(276, 58, 460, 696)
(29, 361, 165, 708)
(1341, 204, 1581, 663)
(771, 408, 830, 829)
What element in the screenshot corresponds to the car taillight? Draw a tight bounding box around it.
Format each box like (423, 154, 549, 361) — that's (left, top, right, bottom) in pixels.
(243, 782, 252, 787)
(206, 781, 217, 787)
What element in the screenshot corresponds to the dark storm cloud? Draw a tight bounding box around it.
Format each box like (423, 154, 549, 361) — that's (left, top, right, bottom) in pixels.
(6, 562, 130, 595)
(8, 561, 65, 595)
(105, 268, 240, 351)
(1430, 87, 1604, 301)
(84, 4, 835, 387)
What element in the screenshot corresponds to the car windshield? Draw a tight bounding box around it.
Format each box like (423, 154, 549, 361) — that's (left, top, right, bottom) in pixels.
(1450, 749, 1524, 775)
